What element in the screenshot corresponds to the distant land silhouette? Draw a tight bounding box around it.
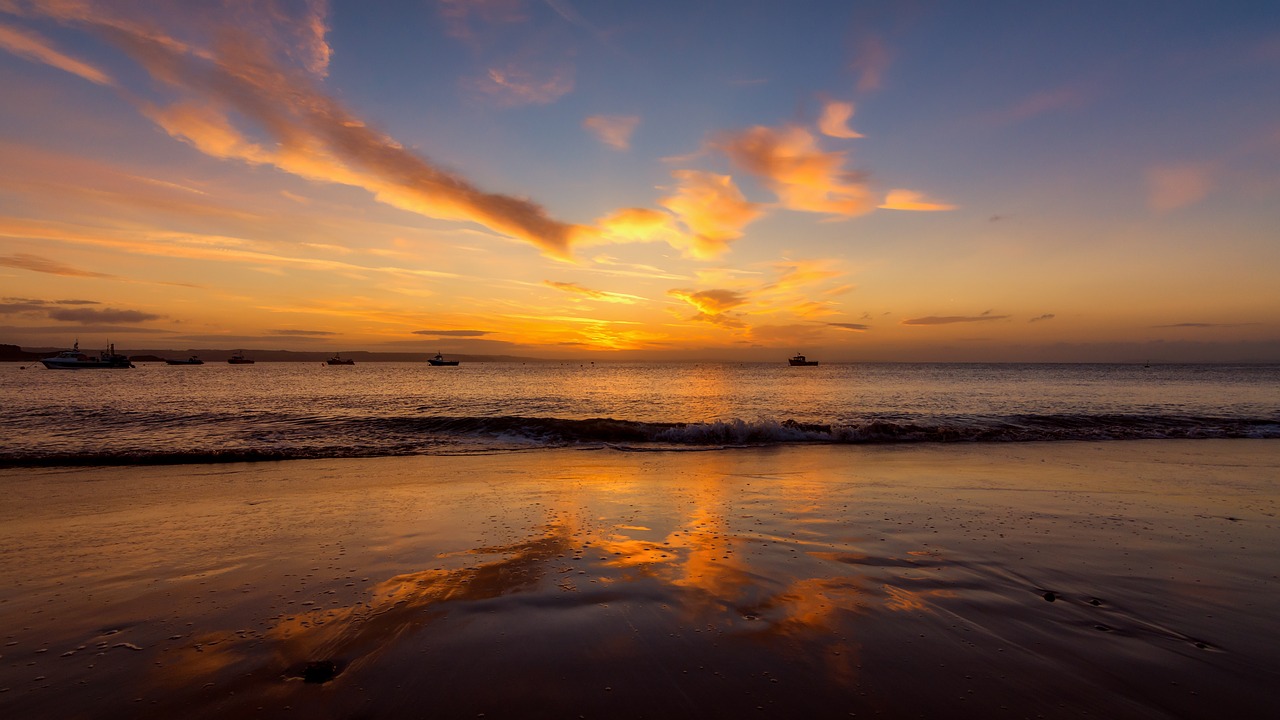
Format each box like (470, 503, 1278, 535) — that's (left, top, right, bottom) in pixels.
(0, 343, 545, 364)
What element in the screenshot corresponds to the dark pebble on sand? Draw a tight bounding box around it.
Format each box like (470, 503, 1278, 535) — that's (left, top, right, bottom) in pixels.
(1043, 592, 1056, 602)
(301, 660, 340, 684)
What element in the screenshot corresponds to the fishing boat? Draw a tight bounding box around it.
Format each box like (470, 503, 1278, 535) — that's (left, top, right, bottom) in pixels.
(165, 355, 205, 365)
(326, 353, 355, 365)
(427, 352, 459, 366)
(40, 341, 134, 369)
(788, 354, 819, 366)
(227, 351, 255, 364)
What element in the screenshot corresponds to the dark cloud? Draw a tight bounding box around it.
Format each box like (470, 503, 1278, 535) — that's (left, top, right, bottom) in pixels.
(0, 299, 50, 314)
(1029, 314, 1056, 323)
(902, 315, 1011, 326)
(413, 330, 493, 337)
(0, 253, 115, 277)
(0, 297, 101, 313)
(1152, 322, 1255, 329)
(48, 307, 162, 323)
(829, 322, 870, 332)
(692, 312, 746, 329)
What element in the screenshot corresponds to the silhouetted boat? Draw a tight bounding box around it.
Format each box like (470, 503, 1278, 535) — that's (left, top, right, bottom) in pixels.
(227, 351, 255, 364)
(40, 341, 134, 369)
(788, 354, 818, 366)
(165, 355, 204, 365)
(427, 352, 459, 366)
(327, 353, 355, 365)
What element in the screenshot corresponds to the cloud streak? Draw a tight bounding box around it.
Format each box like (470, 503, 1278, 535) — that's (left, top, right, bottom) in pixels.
(544, 280, 642, 304)
(0, 21, 114, 85)
(0, 253, 115, 277)
(413, 329, 493, 337)
(902, 314, 1010, 326)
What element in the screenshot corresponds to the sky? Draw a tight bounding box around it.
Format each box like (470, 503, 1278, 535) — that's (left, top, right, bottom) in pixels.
(1, 0, 1278, 362)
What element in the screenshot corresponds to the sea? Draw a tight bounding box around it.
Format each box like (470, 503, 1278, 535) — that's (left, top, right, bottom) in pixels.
(2, 361, 1278, 466)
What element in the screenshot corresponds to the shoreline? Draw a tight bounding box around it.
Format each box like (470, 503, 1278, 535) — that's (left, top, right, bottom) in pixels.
(2, 440, 1278, 718)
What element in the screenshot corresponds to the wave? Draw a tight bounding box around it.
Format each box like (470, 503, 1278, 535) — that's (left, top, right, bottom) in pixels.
(2, 413, 1277, 468)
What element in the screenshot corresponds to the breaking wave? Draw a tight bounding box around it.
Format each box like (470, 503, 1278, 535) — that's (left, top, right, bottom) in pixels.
(2, 413, 1277, 467)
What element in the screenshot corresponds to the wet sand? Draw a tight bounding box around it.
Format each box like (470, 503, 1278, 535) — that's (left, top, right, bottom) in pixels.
(1, 440, 1278, 719)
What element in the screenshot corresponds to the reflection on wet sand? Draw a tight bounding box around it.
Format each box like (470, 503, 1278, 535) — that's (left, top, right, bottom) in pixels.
(4, 443, 1278, 719)
(147, 492, 902, 717)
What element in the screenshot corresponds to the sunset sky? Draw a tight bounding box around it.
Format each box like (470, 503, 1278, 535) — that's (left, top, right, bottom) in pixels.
(2, 0, 1278, 361)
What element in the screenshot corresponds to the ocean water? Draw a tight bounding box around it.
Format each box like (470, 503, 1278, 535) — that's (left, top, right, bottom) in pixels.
(2, 361, 1278, 465)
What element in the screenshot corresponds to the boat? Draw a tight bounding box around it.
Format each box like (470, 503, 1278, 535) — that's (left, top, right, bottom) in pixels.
(227, 351, 255, 364)
(165, 355, 204, 365)
(326, 353, 355, 365)
(788, 354, 819, 366)
(40, 341, 134, 369)
(427, 352, 459, 366)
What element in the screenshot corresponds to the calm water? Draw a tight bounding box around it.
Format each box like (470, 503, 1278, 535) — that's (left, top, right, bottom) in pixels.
(2, 361, 1278, 465)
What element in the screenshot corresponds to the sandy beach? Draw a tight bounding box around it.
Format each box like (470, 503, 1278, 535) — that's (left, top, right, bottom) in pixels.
(1, 440, 1277, 719)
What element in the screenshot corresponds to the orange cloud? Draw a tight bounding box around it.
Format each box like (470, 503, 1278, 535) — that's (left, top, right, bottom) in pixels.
(0, 21, 114, 85)
(817, 100, 864, 139)
(588, 207, 681, 246)
(584, 115, 640, 150)
(878, 189, 957, 211)
(659, 171, 763, 259)
(714, 125, 875, 217)
(668, 288, 748, 316)
(1146, 163, 1214, 213)
(77, 18, 586, 258)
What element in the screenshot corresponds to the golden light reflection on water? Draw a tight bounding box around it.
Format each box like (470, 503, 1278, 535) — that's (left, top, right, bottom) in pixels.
(144, 455, 954, 703)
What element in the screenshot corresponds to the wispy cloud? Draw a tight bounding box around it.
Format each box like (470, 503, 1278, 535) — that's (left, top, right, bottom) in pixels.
(0, 21, 114, 85)
(817, 100, 864, 139)
(584, 115, 640, 150)
(1029, 313, 1056, 323)
(4, 3, 585, 259)
(1146, 163, 1214, 213)
(902, 314, 1010, 326)
(412, 329, 494, 337)
(985, 85, 1089, 125)
(829, 322, 869, 332)
(544, 280, 642, 304)
(470, 62, 575, 106)
(437, 0, 530, 42)
(878, 189, 956, 212)
(0, 253, 115, 278)
(849, 34, 891, 92)
(269, 328, 337, 336)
